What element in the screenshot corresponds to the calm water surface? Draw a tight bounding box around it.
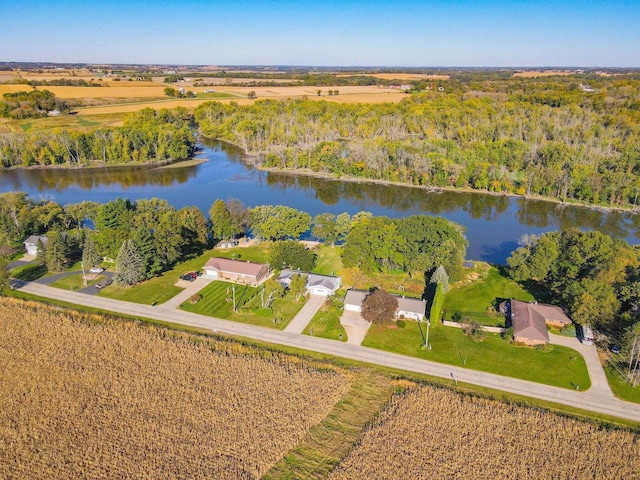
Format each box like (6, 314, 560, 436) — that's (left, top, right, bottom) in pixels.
(2, 138, 639, 263)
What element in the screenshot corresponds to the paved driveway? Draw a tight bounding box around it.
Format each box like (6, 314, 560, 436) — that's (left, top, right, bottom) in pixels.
(339, 311, 371, 345)
(284, 294, 325, 333)
(549, 333, 614, 397)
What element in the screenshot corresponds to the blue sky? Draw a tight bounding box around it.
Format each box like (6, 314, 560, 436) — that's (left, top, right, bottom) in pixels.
(1, 0, 638, 66)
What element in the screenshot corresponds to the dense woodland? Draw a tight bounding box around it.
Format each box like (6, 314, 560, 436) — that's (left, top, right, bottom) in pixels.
(195, 77, 640, 207)
(0, 108, 196, 167)
(0, 90, 69, 119)
(508, 230, 639, 331)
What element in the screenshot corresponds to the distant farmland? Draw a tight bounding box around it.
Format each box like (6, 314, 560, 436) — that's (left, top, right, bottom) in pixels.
(0, 298, 350, 479)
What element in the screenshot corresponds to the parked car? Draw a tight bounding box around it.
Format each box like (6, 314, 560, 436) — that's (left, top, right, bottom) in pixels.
(95, 279, 112, 289)
(89, 267, 104, 274)
(181, 272, 198, 282)
(611, 344, 622, 354)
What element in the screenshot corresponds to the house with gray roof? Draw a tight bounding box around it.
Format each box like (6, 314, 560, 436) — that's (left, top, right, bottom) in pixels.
(24, 235, 48, 256)
(277, 269, 341, 297)
(343, 289, 427, 321)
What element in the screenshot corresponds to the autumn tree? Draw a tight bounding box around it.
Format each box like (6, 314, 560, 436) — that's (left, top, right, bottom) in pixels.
(361, 289, 399, 324)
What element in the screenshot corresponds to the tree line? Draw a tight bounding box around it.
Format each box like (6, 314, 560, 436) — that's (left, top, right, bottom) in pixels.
(0, 193, 467, 288)
(194, 78, 640, 207)
(0, 90, 69, 119)
(0, 108, 196, 168)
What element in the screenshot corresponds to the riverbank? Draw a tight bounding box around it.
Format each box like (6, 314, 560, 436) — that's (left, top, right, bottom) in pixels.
(199, 134, 639, 216)
(0, 156, 203, 172)
(256, 163, 639, 216)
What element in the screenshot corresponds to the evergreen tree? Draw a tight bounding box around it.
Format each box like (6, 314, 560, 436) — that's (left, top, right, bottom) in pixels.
(114, 239, 145, 286)
(44, 231, 69, 272)
(430, 265, 450, 293)
(82, 234, 101, 269)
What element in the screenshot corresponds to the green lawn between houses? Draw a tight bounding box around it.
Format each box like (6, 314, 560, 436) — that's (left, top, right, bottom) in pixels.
(303, 297, 348, 341)
(362, 321, 591, 390)
(443, 265, 535, 327)
(605, 366, 640, 404)
(181, 280, 305, 330)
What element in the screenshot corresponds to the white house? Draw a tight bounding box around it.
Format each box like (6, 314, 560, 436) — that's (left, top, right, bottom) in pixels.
(23, 235, 48, 256)
(277, 269, 342, 297)
(343, 289, 427, 321)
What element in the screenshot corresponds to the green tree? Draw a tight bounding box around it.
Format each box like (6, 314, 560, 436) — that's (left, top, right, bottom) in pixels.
(114, 239, 145, 286)
(289, 273, 307, 301)
(362, 289, 398, 324)
(0, 256, 9, 292)
(82, 234, 102, 269)
(430, 265, 450, 293)
(250, 205, 311, 241)
(312, 213, 337, 245)
(209, 199, 234, 241)
(269, 240, 316, 271)
(430, 283, 444, 323)
(44, 231, 69, 272)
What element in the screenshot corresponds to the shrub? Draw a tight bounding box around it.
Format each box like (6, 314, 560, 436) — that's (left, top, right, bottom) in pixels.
(189, 294, 202, 304)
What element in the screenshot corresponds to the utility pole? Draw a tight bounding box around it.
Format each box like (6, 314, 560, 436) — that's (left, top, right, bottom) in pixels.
(81, 261, 87, 286)
(425, 320, 431, 349)
(232, 285, 236, 313)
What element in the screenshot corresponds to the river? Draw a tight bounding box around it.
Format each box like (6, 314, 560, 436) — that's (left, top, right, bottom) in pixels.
(1, 138, 639, 263)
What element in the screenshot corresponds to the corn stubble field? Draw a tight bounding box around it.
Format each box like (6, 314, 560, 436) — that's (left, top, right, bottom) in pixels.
(330, 386, 640, 480)
(0, 298, 350, 479)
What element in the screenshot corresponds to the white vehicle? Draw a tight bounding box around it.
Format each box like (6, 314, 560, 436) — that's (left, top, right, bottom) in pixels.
(580, 325, 595, 346)
(89, 267, 104, 274)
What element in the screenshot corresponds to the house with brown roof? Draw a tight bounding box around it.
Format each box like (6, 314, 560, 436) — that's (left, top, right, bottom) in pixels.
(343, 289, 426, 321)
(203, 257, 270, 286)
(509, 299, 572, 346)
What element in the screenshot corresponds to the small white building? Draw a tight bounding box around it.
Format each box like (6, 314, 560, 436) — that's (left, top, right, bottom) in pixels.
(23, 235, 48, 256)
(277, 269, 341, 297)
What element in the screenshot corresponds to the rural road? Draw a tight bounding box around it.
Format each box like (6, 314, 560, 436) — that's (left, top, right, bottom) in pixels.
(13, 281, 640, 423)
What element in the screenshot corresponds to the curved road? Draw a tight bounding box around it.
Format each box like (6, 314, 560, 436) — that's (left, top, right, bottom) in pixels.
(12, 280, 640, 423)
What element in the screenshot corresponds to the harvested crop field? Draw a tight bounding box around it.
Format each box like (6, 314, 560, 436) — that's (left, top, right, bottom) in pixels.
(0, 298, 351, 479)
(337, 73, 450, 80)
(330, 386, 640, 479)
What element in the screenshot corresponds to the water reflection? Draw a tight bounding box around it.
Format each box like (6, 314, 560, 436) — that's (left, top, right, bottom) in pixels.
(0, 163, 199, 192)
(0, 139, 638, 264)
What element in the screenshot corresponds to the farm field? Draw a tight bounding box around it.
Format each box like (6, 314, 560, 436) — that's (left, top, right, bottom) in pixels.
(0, 297, 351, 479)
(329, 384, 640, 479)
(337, 72, 450, 80)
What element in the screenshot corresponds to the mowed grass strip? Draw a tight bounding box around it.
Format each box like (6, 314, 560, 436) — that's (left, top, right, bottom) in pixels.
(263, 371, 395, 479)
(363, 321, 590, 390)
(303, 299, 348, 341)
(312, 244, 343, 276)
(181, 280, 305, 329)
(443, 265, 535, 326)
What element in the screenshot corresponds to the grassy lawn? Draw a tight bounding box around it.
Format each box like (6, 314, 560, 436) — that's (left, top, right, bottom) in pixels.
(211, 243, 270, 263)
(11, 263, 48, 281)
(303, 298, 348, 341)
(98, 246, 271, 305)
(362, 322, 590, 390)
(181, 280, 305, 329)
(605, 366, 640, 404)
(443, 265, 535, 327)
(49, 273, 104, 290)
(313, 244, 343, 276)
